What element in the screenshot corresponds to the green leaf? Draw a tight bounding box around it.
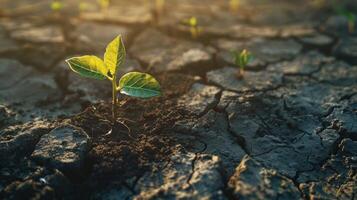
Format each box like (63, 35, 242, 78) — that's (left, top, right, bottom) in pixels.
(104, 35, 126, 77)
(189, 17, 198, 27)
(65, 56, 108, 80)
(119, 72, 161, 98)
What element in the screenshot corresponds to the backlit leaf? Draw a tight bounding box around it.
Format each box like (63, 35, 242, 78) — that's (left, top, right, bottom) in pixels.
(66, 56, 108, 80)
(119, 72, 161, 98)
(104, 35, 126, 77)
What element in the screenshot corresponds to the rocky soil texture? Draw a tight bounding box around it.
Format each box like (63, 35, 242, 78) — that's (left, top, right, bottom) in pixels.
(0, 0, 356, 199)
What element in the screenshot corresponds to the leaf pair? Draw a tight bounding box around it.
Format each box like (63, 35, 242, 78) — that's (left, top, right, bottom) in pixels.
(182, 17, 198, 28)
(232, 49, 253, 69)
(66, 35, 161, 99)
(66, 35, 124, 81)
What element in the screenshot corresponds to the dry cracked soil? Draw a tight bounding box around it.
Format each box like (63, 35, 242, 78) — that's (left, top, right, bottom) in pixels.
(0, 0, 356, 199)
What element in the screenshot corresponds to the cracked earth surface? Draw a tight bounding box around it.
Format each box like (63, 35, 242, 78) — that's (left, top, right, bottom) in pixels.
(0, 0, 356, 199)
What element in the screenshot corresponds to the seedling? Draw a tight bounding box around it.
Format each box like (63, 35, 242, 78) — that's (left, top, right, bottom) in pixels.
(343, 11, 355, 33)
(66, 35, 161, 123)
(183, 17, 201, 39)
(231, 49, 253, 79)
(332, 0, 356, 33)
(50, 0, 63, 12)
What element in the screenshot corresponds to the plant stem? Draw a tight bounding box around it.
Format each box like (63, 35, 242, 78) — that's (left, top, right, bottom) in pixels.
(112, 79, 118, 123)
(236, 66, 244, 79)
(191, 27, 198, 39)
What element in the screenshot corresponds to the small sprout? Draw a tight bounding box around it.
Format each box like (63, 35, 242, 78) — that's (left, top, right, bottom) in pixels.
(333, 2, 356, 33)
(231, 49, 253, 79)
(229, 0, 240, 13)
(66, 35, 161, 123)
(188, 17, 197, 27)
(182, 17, 201, 39)
(343, 11, 355, 33)
(51, 0, 63, 12)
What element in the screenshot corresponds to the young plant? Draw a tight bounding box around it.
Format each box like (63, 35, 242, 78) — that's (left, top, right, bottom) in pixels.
(332, 0, 356, 33)
(343, 11, 355, 33)
(183, 17, 200, 39)
(231, 49, 253, 79)
(50, 0, 63, 12)
(65, 35, 161, 123)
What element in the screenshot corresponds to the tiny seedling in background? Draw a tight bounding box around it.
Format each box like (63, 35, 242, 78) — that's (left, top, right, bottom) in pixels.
(332, 0, 356, 33)
(66, 35, 161, 124)
(231, 49, 253, 79)
(183, 17, 201, 39)
(229, 0, 240, 13)
(51, 0, 63, 12)
(343, 11, 355, 33)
